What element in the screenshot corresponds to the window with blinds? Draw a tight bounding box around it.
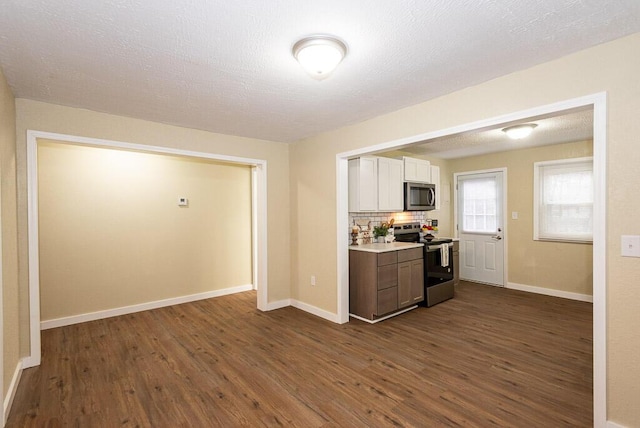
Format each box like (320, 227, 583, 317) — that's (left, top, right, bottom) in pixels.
(534, 157, 593, 242)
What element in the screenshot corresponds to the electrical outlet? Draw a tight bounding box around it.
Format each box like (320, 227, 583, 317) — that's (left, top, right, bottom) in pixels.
(178, 197, 189, 207)
(311, 275, 316, 286)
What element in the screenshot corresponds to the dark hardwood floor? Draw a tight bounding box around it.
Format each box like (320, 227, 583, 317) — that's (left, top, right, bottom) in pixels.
(7, 281, 593, 427)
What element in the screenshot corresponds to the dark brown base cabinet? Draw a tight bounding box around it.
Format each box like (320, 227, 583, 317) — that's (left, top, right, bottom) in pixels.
(349, 247, 424, 321)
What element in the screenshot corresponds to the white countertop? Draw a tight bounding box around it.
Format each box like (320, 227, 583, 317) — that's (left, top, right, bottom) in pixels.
(349, 242, 424, 253)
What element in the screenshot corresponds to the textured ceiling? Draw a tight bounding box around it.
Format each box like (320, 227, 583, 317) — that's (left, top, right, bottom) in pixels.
(401, 108, 594, 159)
(0, 1, 639, 143)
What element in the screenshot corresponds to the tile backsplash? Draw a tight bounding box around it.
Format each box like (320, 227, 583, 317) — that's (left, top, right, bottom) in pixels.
(349, 211, 434, 245)
(349, 211, 426, 227)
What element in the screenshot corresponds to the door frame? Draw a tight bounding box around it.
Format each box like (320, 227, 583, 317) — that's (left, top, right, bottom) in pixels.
(453, 168, 508, 286)
(22, 130, 269, 368)
(336, 92, 607, 425)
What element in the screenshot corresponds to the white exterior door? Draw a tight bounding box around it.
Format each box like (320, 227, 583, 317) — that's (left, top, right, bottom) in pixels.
(456, 170, 505, 286)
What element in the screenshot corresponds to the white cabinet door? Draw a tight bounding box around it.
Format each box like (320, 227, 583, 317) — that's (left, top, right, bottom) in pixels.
(348, 157, 378, 211)
(403, 157, 431, 183)
(417, 160, 431, 183)
(431, 165, 441, 210)
(378, 157, 404, 211)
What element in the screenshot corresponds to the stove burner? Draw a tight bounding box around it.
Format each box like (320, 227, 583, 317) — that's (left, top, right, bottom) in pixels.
(393, 222, 452, 245)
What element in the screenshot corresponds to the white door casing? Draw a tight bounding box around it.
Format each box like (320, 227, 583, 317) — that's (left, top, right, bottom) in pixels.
(456, 169, 506, 286)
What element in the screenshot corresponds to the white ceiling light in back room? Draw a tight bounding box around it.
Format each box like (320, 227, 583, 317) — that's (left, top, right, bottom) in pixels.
(502, 123, 538, 140)
(292, 35, 347, 80)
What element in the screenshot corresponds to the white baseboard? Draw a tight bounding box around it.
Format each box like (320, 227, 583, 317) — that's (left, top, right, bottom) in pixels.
(40, 284, 253, 330)
(21, 354, 40, 370)
(291, 299, 340, 323)
(263, 298, 339, 323)
(506, 282, 593, 303)
(607, 421, 627, 428)
(4, 360, 23, 425)
(350, 305, 418, 324)
(265, 299, 291, 311)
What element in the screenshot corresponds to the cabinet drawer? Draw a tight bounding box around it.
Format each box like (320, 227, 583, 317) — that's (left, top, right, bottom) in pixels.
(377, 264, 398, 290)
(397, 247, 423, 262)
(377, 252, 397, 266)
(377, 287, 398, 315)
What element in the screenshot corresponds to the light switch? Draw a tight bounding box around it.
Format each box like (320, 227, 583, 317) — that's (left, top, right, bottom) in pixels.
(512, 212, 518, 220)
(621, 235, 640, 257)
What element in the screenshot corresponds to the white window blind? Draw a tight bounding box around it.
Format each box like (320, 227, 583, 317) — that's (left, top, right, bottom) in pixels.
(461, 177, 497, 233)
(534, 157, 593, 242)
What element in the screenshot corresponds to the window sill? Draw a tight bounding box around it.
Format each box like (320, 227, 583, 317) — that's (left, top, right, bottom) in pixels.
(534, 237, 593, 244)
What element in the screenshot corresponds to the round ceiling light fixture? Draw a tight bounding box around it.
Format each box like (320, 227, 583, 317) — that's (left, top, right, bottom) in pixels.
(502, 123, 538, 140)
(292, 35, 347, 80)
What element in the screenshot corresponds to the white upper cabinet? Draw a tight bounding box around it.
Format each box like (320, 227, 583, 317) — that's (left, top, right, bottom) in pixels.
(349, 157, 404, 212)
(430, 165, 441, 210)
(377, 157, 404, 211)
(403, 157, 431, 183)
(349, 157, 378, 211)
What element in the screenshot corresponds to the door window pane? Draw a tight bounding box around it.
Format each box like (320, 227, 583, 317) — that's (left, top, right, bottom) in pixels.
(461, 177, 497, 233)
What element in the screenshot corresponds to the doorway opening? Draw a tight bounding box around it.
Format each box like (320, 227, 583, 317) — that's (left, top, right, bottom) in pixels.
(23, 131, 268, 368)
(336, 93, 606, 424)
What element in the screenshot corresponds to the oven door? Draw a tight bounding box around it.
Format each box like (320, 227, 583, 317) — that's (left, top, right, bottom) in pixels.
(423, 244, 455, 307)
(425, 244, 453, 286)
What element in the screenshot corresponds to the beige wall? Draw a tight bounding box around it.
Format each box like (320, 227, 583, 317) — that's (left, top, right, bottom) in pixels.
(428, 157, 452, 236)
(38, 141, 252, 320)
(0, 67, 20, 397)
(5, 31, 640, 426)
(448, 140, 593, 295)
(15, 99, 291, 352)
(291, 33, 640, 425)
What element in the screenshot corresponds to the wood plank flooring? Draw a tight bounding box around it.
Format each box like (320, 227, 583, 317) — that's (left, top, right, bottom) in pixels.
(7, 281, 593, 427)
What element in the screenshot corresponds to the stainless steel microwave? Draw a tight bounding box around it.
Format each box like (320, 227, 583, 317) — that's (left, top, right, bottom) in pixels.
(404, 182, 436, 211)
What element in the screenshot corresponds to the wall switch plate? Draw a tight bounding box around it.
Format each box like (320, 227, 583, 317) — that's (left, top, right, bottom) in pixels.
(311, 275, 316, 286)
(621, 235, 640, 257)
(178, 197, 189, 207)
(512, 212, 518, 220)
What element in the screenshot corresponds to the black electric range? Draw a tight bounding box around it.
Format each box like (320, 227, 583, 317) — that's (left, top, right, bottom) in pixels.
(393, 222, 455, 307)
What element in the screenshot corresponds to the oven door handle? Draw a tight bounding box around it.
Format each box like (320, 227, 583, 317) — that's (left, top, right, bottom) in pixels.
(426, 246, 452, 253)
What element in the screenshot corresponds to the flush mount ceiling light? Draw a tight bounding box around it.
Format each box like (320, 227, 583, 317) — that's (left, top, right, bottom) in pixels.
(292, 35, 347, 80)
(502, 123, 538, 139)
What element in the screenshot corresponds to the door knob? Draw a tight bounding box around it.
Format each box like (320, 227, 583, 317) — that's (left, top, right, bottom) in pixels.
(491, 235, 502, 240)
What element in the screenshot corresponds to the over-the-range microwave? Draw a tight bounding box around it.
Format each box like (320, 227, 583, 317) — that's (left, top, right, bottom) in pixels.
(404, 182, 436, 211)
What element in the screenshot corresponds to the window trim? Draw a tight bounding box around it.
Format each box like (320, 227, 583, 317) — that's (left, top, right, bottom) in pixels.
(533, 156, 593, 243)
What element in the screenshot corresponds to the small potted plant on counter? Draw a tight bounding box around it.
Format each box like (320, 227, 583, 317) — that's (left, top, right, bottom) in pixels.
(373, 219, 395, 243)
(373, 225, 388, 243)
